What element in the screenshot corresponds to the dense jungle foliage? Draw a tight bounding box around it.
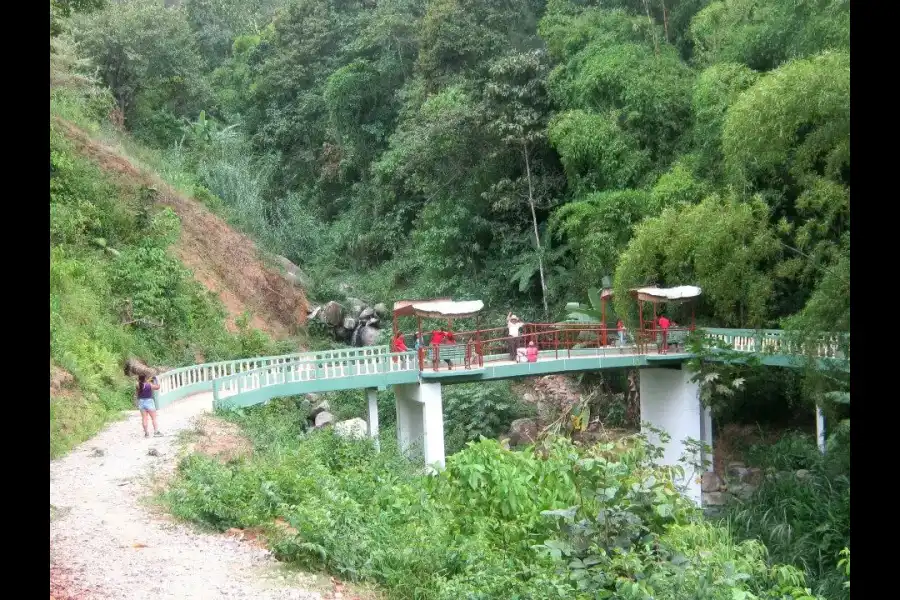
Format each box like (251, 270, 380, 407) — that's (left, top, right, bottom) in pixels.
(50, 0, 850, 597)
(165, 397, 849, 599)
(57, 0, 849, 334)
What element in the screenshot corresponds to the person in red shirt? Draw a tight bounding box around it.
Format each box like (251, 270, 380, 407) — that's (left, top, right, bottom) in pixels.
(431, 326, 456, 369)
(658, 315, 671, 354)
(391, 331, 409, 353)
(617, 319, 626, 347)
(442, 327, 457, 369)
(441, 326, 456, 345)
(526, 341, 538, 363)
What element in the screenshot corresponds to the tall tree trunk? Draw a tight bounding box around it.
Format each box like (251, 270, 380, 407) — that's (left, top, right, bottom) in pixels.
(642, 0, 660, 54)
(661, 0, 670, 44)
(524, 145, 549, 318)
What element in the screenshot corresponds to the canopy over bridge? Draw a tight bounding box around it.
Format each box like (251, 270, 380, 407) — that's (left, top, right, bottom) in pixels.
(393, 298, 486, 372)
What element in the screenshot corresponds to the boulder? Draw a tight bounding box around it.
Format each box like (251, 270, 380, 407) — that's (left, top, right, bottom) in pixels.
(744, 467, 763, 486)
(359, 307, 376, 321)
(703, 491, 727, 506)
(508, 418, 539, 447)
(123, 358, 161, 378)
(727, 461, 748, 480)
(356, 325, 381, 347)
(334, 418, 368, 440)
(342, 316, 357, 331)
(274, 255, 310, 288)
(701, 471, 722, 493)
(309, 399, 330, 418)
(733, 483, 758, 500)
(323, 301, 345, 327)
(308, 305, 323, 322)
(795, 469, 810, 480)
(373, 303, 388, 318)
(346, 297, 366, 316)
(314, 411, 334, 428)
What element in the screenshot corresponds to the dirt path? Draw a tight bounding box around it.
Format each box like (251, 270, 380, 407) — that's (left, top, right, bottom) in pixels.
(49, 393, 321, 600)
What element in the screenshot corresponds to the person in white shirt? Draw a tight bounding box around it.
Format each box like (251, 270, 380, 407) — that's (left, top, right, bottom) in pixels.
(507, 313, 524, 360)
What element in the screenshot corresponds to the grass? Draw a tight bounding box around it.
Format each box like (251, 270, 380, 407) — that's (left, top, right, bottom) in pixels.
(726, 430, 851, 600)
(163, 397, 835, 600)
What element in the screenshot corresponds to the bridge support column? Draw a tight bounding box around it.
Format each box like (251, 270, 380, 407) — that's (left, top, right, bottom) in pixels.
(816, 405, 826, 454)
(366, 388, 380, 451)
(700, 405, 714, 473)
(639, 366, 703, 506)
(394, 382, 445, 471)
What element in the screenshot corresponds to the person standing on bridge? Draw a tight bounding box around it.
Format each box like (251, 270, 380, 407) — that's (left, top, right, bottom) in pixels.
(506, 313, 524, 361)
(617, 319, 626, 346)
(392, 331, 409, 353)
(433, 326, 456, 369)
(135, 374, 161, 438)
(657, 314, 671, 354)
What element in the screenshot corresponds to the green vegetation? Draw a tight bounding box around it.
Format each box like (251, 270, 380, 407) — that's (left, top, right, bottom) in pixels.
(166, 399, 840, 599)
(50, 0, 850, 597)
(49, 12, 292, 457)
(57, 0, 849, 332)
(728, 430, 851, 599)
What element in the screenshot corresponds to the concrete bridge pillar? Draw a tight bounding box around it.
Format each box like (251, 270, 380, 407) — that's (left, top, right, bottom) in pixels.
(366, 388, 380, 451)
(639, 366, 706, 506)
(394, 382, 445, 471)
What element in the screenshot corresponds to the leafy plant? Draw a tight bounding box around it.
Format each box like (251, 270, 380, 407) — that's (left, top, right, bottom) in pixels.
(443, 382, 533, 455)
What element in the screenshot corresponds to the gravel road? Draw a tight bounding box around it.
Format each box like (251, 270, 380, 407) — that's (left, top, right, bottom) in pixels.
(49, 392, 322, 600)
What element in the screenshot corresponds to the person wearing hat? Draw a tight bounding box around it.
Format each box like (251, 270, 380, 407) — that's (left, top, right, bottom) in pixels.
(507, 312, 524, 361)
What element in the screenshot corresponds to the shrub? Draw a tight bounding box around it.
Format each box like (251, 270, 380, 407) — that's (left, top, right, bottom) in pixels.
(443, 382, 534, 454)
(729, 431, 850, 599)
(165, 400, 828, 599)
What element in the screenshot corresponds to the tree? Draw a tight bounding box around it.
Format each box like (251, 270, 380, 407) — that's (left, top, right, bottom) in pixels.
(690, 0, 849, 71)
(183, 0, 274, 68)
(483, 49, 563, 317)
(551, 189, 655, 290)
(71, 0, 209, 142)
(613, 193, 782, 327)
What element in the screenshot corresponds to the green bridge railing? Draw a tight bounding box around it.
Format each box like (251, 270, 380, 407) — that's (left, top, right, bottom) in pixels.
(152, 328, 848, 410)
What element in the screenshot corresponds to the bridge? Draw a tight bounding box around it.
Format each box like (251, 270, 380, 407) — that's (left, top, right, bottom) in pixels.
(151, 326, 847, 506)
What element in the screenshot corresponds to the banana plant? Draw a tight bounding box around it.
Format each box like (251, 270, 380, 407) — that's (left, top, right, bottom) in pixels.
(565, 277, 611, 323)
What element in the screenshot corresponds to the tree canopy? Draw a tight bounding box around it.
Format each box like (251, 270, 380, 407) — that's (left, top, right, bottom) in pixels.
(66, 0, 849, 332)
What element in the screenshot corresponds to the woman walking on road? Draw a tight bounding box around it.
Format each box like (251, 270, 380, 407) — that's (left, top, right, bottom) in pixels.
(136, 374, 161, 438)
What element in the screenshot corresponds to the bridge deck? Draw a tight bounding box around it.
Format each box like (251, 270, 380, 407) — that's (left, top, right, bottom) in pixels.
(150, 328, 847, 411)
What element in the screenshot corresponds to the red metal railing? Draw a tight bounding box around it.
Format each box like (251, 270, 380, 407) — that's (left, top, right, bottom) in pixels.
(414, 323, 695, 372)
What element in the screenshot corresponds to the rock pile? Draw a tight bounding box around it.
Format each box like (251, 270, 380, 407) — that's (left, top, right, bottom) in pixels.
(306, 397, 334, 430)
(306, 298, 390, 347)
(303, 396, 370, 440)
(701, 460, 816, 513)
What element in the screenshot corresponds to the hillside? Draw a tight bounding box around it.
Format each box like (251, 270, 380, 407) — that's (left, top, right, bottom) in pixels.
(50, 57, 309, 456)
(54, 117, 307, 338)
